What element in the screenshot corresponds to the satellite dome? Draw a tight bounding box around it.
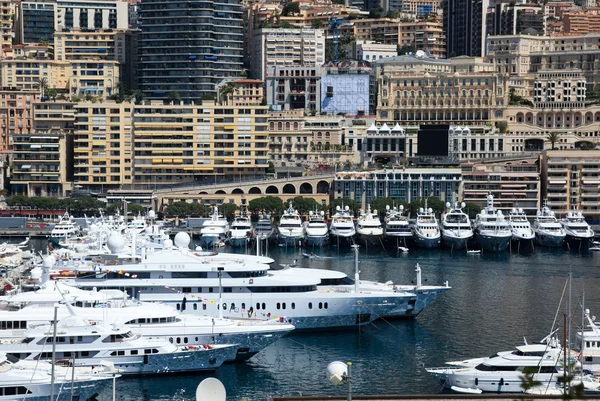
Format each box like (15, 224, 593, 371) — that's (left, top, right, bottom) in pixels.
(30, 267, 42, 281)
(174, 232, 191, 248)
(419, 208, 424, 213)
(107, 233, 126, 254)
(42, 256, 55, 269)
(336, 205, 341, 211)
(327, 361, 348, 386)
(145, 227, 152, 234)
(445, 202, 451, 208)
(164, 239, 174, 249)
(147, 210, 156, 219)
(345, 205, 349, 211)
(461, 202, 466, 208)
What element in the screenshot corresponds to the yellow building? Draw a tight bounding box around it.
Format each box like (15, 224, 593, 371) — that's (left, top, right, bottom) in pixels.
(0, 0, 14, 53)
(53, 30, 127, 63)
(132, 100, 270, 188)
(73, 101, 134, 191)
(0, 59, 71, 91)
(69, 60, 119, 98)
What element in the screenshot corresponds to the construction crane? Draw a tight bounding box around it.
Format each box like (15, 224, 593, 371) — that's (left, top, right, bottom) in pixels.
(328, 17, 346, 63)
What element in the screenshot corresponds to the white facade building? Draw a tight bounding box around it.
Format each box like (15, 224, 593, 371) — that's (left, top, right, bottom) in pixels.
(352, 40, 398, 62)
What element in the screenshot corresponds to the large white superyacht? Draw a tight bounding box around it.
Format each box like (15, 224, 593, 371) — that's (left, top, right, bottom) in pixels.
(507, 208, 535, 246)
(560, 209, 595, 251)
(440, 202, 473, 250)
(383, 205, 412, 247)
(58, 233, 440, 330)
(473, 195, 512, 253)
(304, 210, 329, 247)
(356, 205, 384, 247)
(412, 205, 441, 249)
(533, 202, 566, 248)
(199, 206, 230, 248)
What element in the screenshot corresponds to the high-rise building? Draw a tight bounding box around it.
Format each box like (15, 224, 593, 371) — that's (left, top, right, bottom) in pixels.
(138, 0, 244, 101)
(443, 0, 488, 57)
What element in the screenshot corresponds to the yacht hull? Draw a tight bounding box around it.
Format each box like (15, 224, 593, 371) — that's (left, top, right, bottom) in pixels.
(475, 233, 510, 253)
(413, 234, 440, 249)
(229, 236, 253, 248)
(384, 234, 413, 247)
(277, 233, 304, 246)
(441, 233, 471, 250)
(428, 368, 558, 393)
(565, 234, 593, 251)
(27, 378, 111, 401)
(305, 234, 329, 247)
(357, 233, 383, 247)
(199, 235, 227, 248)
(329, 233, 355, 247)
(385, 287, 450, 318)
(534, 233, 565, 248)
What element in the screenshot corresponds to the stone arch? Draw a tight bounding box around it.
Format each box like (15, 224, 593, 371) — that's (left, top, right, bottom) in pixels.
(299, 182, 313, 194)
(231, 188, 244, 194)
(215, 190, 226, 194)
(248, 187, 261, 194)
(199, 191, 208, 194)
(516, 112, 524, 123)
(283, 184, 296, 194)
(316, 180, 330, 194)
(266, 185, 278, 194)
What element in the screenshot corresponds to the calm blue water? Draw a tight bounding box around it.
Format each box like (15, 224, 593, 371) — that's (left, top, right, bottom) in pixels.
(32, 241, 600, 400)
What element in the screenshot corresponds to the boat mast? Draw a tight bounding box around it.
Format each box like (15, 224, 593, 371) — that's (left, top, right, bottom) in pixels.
(50, 305, 58, 401)
(352, 245, 359, 294)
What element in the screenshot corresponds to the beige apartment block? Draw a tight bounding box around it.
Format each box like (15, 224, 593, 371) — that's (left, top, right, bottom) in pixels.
(0, 89, 39, 152)
(132, 100, 270, 188)
(563, 9, 600, 34)
(73, 101, 134, 191)
(268, 110, 310, 166)
(54, 30, 127, 63)
(69, 60, 119, 98)
(220, 79, 265, 106)
(373, 54, 508, 126)
(0, 0, 14, 52)
(0, 59, 71, 91)
(540, 149, 600, 222)
(460, 157, 540, 216)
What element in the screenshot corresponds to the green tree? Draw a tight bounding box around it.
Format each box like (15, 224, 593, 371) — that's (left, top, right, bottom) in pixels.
(397, 44, 413, 55)
(168, 91, 181, 102)
(407, 197, 445, 217)
(463, 202, 481, 220)
(46, 88, 58, 101)
(36, 77, 48, 98)
(201, 93, 215, 101)
(285, 196, 323, 215)
(219, 203, 239, 220)
(368, 7, 384, 18)
(266, 161, 275, 174)
(311, 18, 323, 28)
(370, 198, 407, 218)
(330, 198, 361, 216)
(496, 121, 508, 133)
(547, 132, 561, 150)
(281, 1, 300, 16)
(248, 196, 284, 216)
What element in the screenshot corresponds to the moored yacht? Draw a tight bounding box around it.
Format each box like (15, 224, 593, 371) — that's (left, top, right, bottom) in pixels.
(383, 205, 412, 247)
(440, 202, 473, 250)
(575, 308, 600, 375)
(533, 202, 566, 248)
(329, 205, 356, 247)
(255, 213, 274, 241)
(473, 195, 511, 253)
(508, 208, 535, 245)
(426, 341, 563, 393)
(127, 214, 147, 234)
(356, 205, 384, 247)
(277, 203, 304, 246)
(304, 210, 329, 247)
(199, 206, 230, 248)
(412, 204, 440, 249)
(229, 213, 254, 248)
(61, 233, 438, 330)
(0, 352, 116, 401)
(51, 213, 81, 238)
(561, 209, 594, 251)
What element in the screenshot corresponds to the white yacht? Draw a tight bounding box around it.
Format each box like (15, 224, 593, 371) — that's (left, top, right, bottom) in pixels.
(255, 213, 274, 241)
(561, 209, 595, 251)
(329, 205, 356, 247)
(440, 202, 473, 250)
(200, 206, 230, 248)
(426, 342, 563, 393)
(356, 205, 383, 247)
(473, 195, 512, 253)
(0, 315, 238, 375)
(0, 352, 116, 401)
(383, 205, 412, 247)
(277, 203, 304, 246)
(412, 205, 440, 249)
(533, 202, 566, 248)
(575, 308, 600, 375)
(57, 233, 442, 330)
(50, 213, 81, 238)
(229, 213, 254, 248)
(127, 214, 147, 234)
(508, 208, 535, 245)
(304, 210, 329, 247)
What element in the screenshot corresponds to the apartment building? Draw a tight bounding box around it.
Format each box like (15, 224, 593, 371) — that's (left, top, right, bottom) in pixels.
(0, 0, 14, 51)
(268, 110, 310, 165)
(373, 54, 508, 126)
(219, 79, 264, 107)
(53, 30, 127, 63)
(486, 33, 600, 88)
(0, 89, 39, 152)
(70, 61, 119, 98)
(0, 59, 71, 91)
(265, 65, 322, 112)
(563, 9, 600, 34)
(460, 157, 540, 215)
(540, 150, 600, 223)
(353, 40, 397, 62)
(486, 3, 545, 36)
(251, 28, 326, 82)
(132, 101, 269, 187)
(303, 115, 353, 165)
(321, 61, 371, 116)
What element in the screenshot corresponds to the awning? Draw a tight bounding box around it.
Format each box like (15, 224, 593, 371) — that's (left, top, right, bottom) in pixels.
(501, 184, 526, 188)
(42, 144, 59, 148)
(548, 180, 566, 185)
(464, 191, 489, 195)
(583, 180, 600, 185)
(21, 165, 31, 169)
(30, 144, 41, 149)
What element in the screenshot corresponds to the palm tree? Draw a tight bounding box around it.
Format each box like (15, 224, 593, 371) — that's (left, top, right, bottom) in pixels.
(36, 77, 48, 98)
(547, 132, 561, 150)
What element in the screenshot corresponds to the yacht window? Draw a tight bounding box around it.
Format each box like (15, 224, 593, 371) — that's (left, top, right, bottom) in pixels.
(193, 304, 198, 310)
(256, 303, 260, 310)
(160, 318, 166, 323)
(277, 303, 280, 310)
(291, 303, 295, 309)
(230, 303, 235, 311)
(319, 302, 323, 309)
(195, 337, 198, 342)
(324, 302, 328, 309)
(309, 302, 312, 309)
(262, 303, 266, 309)
(183, 287, 191, 293)
(118, 351, 125, 356)
(131, 350, 138, 355)
(202, 304, 206, 310)
(176, 338, 181, 344)
(152, 318, 159, 323)
(82, 351, 90, 357)
(209, 288, 213, 293)
(585, 356, 593, 362)
(222, 303, 227, 310)
(152, 349, 159, 354)
(184, 337, 188, 344)
(282, 303, 286, 310)
(169, 338, 173, 343)
(145, 349, 152, 354)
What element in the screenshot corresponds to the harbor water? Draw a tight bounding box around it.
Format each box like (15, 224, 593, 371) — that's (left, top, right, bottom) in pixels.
(19, 239, 600, 400)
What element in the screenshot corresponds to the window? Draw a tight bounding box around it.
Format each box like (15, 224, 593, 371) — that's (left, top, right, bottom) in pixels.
(308, 302, 312, 309)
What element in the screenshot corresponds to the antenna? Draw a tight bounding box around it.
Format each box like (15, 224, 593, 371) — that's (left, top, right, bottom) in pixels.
(196, 378, 226, 401)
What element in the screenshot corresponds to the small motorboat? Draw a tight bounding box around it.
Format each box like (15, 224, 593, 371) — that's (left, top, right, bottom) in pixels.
(467, 249, 481, 254)
(450, 386, 482, 394)
(398, 247, 409, 252)
(590, 247, 600, 251)
(302, 252, 320, 259)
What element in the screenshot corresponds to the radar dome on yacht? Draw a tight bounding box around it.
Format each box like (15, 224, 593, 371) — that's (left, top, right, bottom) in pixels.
(567, 211, 573, 217)
(309, 211, 313, 216)
(174, 232, 191, 248)
(164, 239, 174, 249)
(107, 233, 126, 254)
(446, 202, 451, 208)
(497, 210, 502, 215)
(30, 267, 42, 281)
(42, 255, 54, 269)
(512, 208, 517, 213)
(461, 202, 466, 208)
(428, 208, 433, 213)
(386, 205, 390, 211)
(578, 211, 583, 217)
(345, 205, 349, 211)
(373, 209, 378, 215)
(399, 205, 404, 210)
(518, 208, 524, 213)
(419, 208, 424, 213)
(144, 226, 152, 234)
(481, 209, 486, 215)
(320, 210, 325, 216)
(147, 210, 156, 219)
(336, 205, 341, 211)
